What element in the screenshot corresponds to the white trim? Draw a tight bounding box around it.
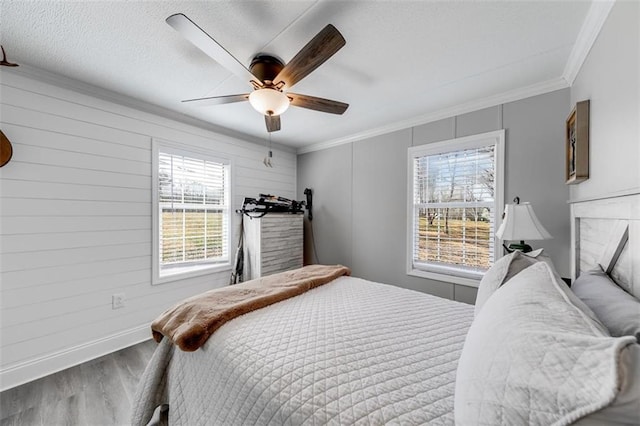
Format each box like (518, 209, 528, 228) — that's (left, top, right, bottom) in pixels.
(408, 268, 480, 288)
(4, 12, 612, 159)
(495, 130, 506, 254)
(562, 1, 615, 86)
(298, 78, 566, 154)
(151, 138, 233, 285)
(0, 64, 296, 154)
(408, 130, 504, 156)
(298, 0, 614, 157)
(152, 137, 234, 166)
(4, 62, 573, 157)
(0, 324, 151, 392)
(406, 130, 505, 285)
(154, 263, 232, 285)
(2, 5, 613, 156)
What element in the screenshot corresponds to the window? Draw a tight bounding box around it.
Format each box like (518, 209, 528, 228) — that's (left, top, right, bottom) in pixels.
(152, 140, 231, 284)
(407, 130, 504, 286)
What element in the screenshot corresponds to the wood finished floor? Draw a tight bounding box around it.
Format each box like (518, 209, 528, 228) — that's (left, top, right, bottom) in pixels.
(0, 340, 158, 426)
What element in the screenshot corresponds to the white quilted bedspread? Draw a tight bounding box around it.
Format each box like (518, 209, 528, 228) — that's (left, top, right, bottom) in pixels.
(132, 276, 474, 426)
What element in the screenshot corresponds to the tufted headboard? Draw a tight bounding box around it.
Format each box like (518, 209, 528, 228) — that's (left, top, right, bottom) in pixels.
(571, 193, 640, 298)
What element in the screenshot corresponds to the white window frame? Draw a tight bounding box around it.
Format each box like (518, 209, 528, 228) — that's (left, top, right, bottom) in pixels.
(406, 129, 505, 288)
(152, 139, 232, 285)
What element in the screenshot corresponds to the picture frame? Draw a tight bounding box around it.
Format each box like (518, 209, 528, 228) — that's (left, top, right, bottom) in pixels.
(565, 100, 589, 184)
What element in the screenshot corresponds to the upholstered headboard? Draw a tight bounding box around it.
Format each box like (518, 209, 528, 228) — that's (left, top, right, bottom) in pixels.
(571, 193, 639, 298)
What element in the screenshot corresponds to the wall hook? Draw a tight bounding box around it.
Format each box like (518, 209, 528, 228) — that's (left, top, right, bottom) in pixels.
(0, 46, 19, 67)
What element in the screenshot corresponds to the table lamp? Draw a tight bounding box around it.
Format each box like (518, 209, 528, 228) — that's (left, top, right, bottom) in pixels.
(495, 197, 552, 253)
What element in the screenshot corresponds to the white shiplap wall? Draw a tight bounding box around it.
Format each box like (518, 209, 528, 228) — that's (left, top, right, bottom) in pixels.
(0, 70, 296, 390)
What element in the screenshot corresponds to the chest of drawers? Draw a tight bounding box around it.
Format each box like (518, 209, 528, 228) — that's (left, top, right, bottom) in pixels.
(243, 213, 304, 280)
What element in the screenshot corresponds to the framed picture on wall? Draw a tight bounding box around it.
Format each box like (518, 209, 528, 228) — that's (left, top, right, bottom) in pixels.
(566, 100, 589, 184)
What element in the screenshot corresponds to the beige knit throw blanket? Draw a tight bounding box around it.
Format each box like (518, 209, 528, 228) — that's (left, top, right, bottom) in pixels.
(151, 264, 351, 351)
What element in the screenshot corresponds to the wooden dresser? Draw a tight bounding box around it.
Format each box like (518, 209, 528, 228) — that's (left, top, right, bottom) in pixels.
(243, 213, 304, 280)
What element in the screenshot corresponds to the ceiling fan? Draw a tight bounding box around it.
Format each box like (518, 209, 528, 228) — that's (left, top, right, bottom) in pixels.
(166, 14, 349, 133)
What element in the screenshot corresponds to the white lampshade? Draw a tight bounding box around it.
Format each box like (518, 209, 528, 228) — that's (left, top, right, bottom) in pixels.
(495, 202, 552, 241)
(248, 88, 290, 116)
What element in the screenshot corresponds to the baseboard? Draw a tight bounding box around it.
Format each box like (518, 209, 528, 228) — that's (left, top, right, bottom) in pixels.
(0, 324, 152, 392)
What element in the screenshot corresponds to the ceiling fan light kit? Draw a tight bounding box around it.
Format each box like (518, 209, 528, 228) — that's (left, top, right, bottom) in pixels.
(166, 13, 348, 133)
(249, 88, 290, 116)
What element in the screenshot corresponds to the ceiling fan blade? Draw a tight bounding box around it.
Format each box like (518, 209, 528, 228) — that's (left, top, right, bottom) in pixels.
(265, 114, 281, 132)
(274, 24, 345, 89)
(288, 93, 348, 115)
(182, 94, 249, 106)
(166, 13, 259, 85)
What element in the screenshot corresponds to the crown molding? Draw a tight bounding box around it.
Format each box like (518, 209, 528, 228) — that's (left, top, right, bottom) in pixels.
(1, 64, 297, 154)
(6, 1, 608, 161)
(298, 1, 616, 156)
(562, 0, 615, 86)
(297, 77, 569, 155)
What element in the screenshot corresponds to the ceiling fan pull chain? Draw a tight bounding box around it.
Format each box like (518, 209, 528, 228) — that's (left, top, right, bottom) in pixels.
(263, 132, 273, 168)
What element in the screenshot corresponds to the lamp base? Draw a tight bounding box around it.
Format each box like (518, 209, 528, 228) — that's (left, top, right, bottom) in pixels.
(503, 241, 533, 253)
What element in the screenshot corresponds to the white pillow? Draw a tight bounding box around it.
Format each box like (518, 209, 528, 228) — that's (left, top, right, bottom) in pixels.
(456, 261, 639, 425)
(474, 249, 552, 317)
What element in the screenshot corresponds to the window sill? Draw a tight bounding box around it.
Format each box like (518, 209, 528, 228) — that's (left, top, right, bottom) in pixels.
(153, 262, 231, 285)
(408, 268, 480, 288)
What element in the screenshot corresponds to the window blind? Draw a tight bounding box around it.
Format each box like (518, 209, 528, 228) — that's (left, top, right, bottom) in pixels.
(411, 144, 496, 276)
(158, 151, 229, 272)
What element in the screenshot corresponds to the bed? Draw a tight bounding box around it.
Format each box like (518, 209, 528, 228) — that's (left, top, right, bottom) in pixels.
(132, 193, 640, 426)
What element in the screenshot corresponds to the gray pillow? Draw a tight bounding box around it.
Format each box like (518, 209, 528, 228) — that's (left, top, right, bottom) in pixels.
(572, 266, 640, 341)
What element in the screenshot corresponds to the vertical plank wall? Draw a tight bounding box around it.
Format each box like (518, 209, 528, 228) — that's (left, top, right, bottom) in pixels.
(0, 70, 296, 390)
(298, 90, 571, 304)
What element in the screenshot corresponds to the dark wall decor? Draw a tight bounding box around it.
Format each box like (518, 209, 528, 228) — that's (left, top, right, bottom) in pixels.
(566, 100, 590, 184)
(0, 130, 13, 167)
(1, 45, 19, 167)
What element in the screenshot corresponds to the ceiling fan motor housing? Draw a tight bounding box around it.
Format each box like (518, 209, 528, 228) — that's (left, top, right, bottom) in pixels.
(250, 54, 285, 86)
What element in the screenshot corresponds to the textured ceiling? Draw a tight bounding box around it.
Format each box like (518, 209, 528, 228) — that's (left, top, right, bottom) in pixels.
(0, 1, 593, 150)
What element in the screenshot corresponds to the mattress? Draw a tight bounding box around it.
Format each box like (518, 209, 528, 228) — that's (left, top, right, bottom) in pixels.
(132, 276, 474, 425)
